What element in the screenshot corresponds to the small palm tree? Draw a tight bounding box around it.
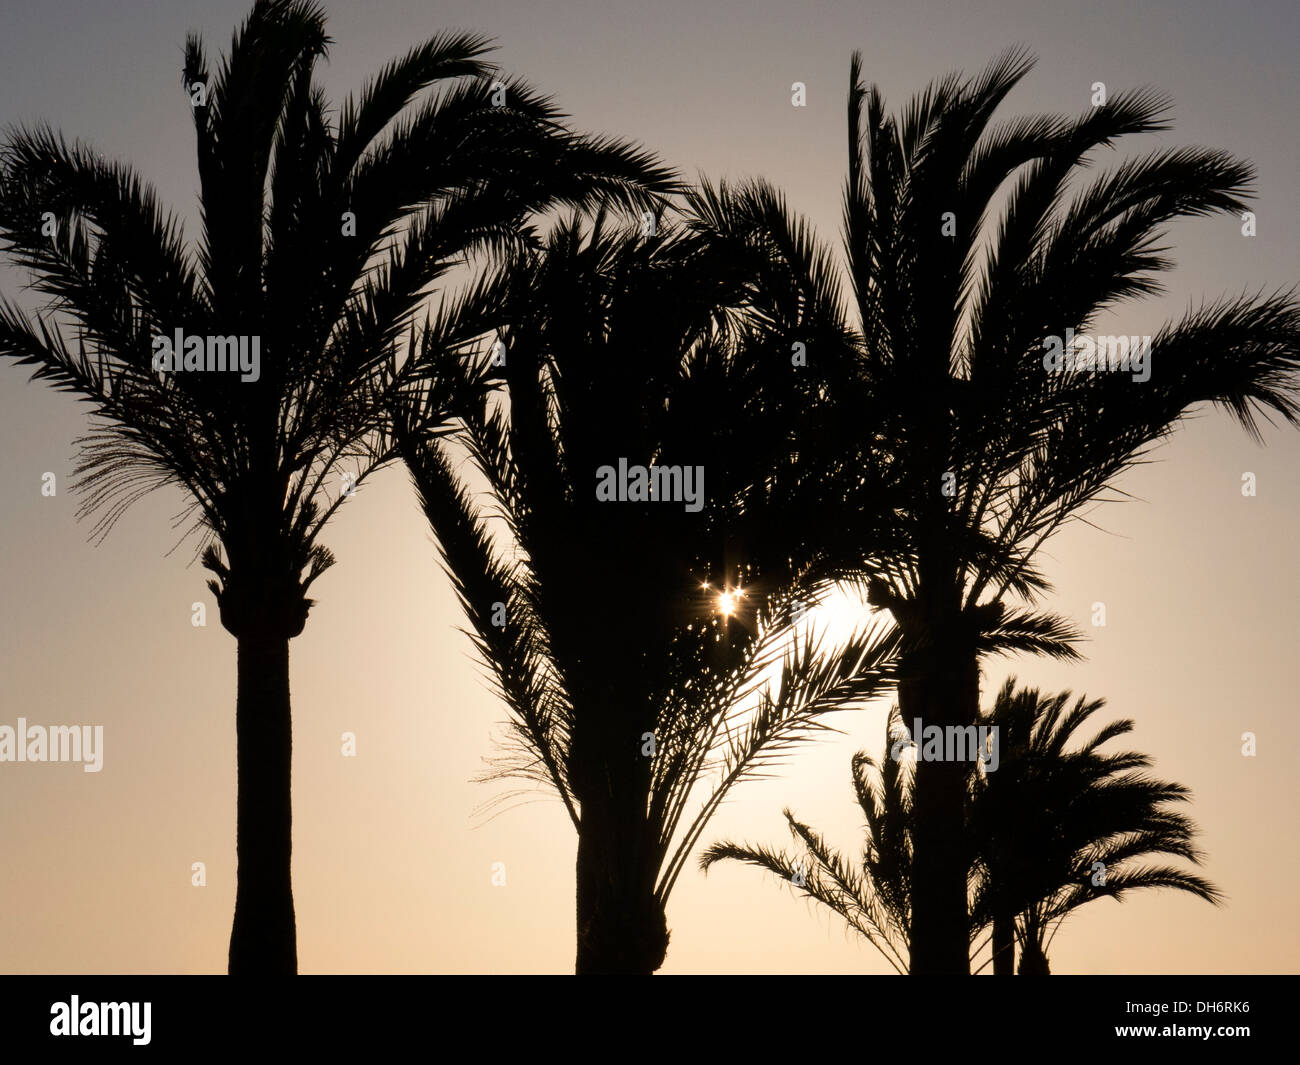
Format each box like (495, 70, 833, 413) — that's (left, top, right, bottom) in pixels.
(703, 740, 916, 973)
(0, 0, 673, 972)
(703, 680, 1220, 974)
(395, 209, 900, 973)
(970, 679, 1222, 974)
(695, 50, 1300, 972)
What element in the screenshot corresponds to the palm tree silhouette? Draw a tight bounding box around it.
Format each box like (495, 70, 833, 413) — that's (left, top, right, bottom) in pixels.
(703, 679, 1220, 974)
(0, 0, 673, 973)
(694, 49, 1300, 972)
(395, 209, 900, 973)
(971, 679, 1222, 974)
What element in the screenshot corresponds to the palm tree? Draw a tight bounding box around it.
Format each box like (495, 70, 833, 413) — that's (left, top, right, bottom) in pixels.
(703, 679, 1220, 974)
(693, 50, 1300, 972)
(0, 0, 673, 973)
(705, 726, 916, 973)
(394, 209, 900, 973)
(970, 679, 1222, 975)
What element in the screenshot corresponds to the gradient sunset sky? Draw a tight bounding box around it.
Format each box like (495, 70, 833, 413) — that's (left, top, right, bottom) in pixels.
(1, 0, 1297, 973)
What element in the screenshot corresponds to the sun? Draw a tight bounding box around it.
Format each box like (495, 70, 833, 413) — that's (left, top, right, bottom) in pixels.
(700, 580, 746, 618)
(716, 586, 745, 617)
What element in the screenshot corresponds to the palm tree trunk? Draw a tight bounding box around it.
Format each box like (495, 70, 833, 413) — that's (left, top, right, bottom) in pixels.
(228, 632, 297, 974)
(574, 801, 667, 974)
(901, 644, 979, 975)
(1018, 938, 1051, 975)
(991, 914, 1015, 974)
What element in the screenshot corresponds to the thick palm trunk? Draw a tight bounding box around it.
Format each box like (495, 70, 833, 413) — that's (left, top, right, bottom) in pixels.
(901, 643, 979, 975)
(228, 631, 297, 974)
(1019, 938, 1051, 975)
(991, 914, 1015, 974)
(574, 801, 667, 974)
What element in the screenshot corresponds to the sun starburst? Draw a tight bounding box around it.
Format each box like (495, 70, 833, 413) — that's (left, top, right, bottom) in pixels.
(717, 586, 745, 617)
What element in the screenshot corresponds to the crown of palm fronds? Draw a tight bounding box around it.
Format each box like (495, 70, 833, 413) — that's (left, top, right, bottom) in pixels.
(395, 208, 902, 910)
(0, 0, 676, 605)
(701, 707, 917, 973)
(969, 678, 1222, 966)
(689, 49, 1300, 654)
(705, 679, 1219, 972)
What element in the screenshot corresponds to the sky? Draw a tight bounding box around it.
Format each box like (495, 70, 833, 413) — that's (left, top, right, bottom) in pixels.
(0, 0, 1298, 974)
